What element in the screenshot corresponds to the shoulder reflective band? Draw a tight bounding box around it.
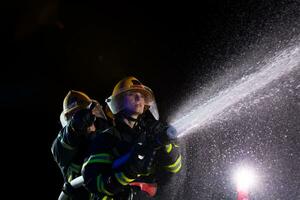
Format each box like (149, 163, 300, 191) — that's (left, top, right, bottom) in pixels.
(97, 174, 113, 196)
(164, 155, 182, 173)
(114, 172, 135, 186)
(82, 153, 113, 169)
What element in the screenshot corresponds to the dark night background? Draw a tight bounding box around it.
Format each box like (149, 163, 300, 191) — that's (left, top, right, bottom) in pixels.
(2, 0, 300, 199)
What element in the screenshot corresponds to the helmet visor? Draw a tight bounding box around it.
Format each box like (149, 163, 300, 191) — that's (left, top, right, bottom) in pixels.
(106, 87, 159, 119)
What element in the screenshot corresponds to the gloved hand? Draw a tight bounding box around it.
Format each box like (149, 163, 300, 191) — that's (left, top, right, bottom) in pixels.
(139, 110, 177, 146)
(147, 121, 177, 147)
(69, 103, 96, 134)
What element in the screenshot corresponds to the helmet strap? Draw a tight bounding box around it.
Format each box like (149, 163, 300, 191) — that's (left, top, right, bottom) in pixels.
(119, 111, 139, 122)
(117, 111, 141, 128)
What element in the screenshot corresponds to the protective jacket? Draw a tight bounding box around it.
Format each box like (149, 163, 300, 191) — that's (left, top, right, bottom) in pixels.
(51, 117, 110, 199)
(82, 111, 182, 200)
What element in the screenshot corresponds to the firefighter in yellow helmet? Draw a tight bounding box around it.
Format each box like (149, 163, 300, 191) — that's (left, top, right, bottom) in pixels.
(60, 90, 107, 127)
(51, 90, 110, 200)
(82, 77, 182, 199)
(105, 76, 159, 122)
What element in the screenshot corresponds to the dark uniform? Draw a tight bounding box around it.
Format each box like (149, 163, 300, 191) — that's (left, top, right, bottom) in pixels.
(82, 110, 182, 200)
(51, 90, 111, 199)
(52, 117, 110, 199)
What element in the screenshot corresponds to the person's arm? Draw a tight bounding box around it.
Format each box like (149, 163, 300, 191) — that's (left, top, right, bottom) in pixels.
(82, 129, 150, 197)
(51, 107, 96, 178)
(159, 140, 182, 174)
(150, 137, 182, 190)
(51, 126, 84, 178)
(145, 120, 182, 175)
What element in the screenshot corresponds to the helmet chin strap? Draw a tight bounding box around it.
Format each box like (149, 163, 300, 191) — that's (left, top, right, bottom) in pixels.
(118, 110, 141, 128)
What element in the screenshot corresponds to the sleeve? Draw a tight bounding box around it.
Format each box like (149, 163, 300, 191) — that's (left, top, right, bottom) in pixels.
(140, 119, 182, 187)
(158, 140, 182, 174)
(151, 139, 182, 187)
(51, 125, 84, 178)
(81, 130, 137, 197)
(148, 120, 182, 174)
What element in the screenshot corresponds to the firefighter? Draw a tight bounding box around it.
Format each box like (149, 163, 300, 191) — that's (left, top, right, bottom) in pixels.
(51, 90, 110, 199)
(82, 76, 182, 199)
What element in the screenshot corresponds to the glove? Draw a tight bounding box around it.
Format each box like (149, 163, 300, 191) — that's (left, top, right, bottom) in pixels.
(147, 121, 177, 147)
(69, 105, 96, 133)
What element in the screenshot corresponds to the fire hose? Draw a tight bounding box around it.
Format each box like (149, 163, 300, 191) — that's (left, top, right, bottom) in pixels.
(58, 176, 84, 200)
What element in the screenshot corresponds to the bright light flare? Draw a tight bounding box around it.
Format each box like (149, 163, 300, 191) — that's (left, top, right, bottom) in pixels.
(234, 167, 257, 192)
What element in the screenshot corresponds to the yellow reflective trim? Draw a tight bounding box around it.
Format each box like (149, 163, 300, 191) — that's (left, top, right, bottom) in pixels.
(169, 161, 182, 173)
(114, 172, 134, 186)
(82, 154, 113, 169)
(138, 172, 151, 176)
(114, 173, 127, 185)
(100, 176, 114, 196)
(166, 155, 181, 168)
(164, 155, 182, 173)
(165, 144, 173, 153)
(96, 174, 114, 196)
(174, 144, 180, 147)
(117, 172, 133, 185)
(96, 175, 102, 193)
(121, 172, 135, 183)
(68, 174, 73, 182)
(102, 196, 108, 200)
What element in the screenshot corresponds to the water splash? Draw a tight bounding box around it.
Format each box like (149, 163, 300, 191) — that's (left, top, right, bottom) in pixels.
(171, 43, 300, 138)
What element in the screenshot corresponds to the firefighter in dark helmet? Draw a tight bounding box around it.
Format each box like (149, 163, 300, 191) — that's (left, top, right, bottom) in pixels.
(51, 90, 110, 199)
(82, 77, 182, 199)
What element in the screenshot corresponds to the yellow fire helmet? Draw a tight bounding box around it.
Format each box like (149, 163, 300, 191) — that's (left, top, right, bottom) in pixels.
(60, 90, 107, 127)
(105, 76, 159, 120)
